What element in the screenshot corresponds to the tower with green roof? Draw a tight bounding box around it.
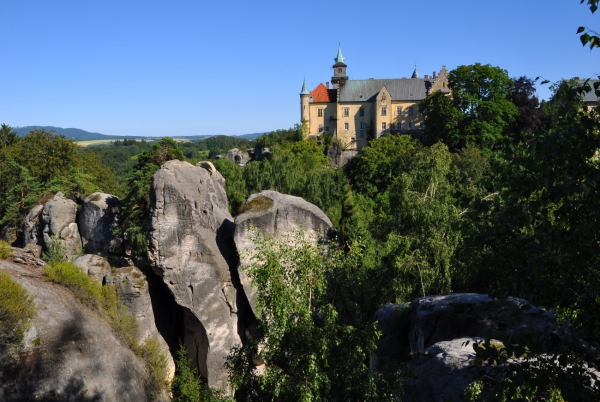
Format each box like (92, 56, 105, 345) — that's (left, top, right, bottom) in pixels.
(300, 78, 310, 131)
(331, 44, 348, 89)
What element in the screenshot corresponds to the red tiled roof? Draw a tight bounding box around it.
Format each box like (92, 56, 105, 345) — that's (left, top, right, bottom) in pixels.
(309, 83, 336, 103)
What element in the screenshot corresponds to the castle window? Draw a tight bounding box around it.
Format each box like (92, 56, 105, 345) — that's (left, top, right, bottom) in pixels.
(325, 126, 329, 132)
(343, 108, 349, 117)
(420, 123, 425, 130)
(396, 106, 402, 116)
(382, 122, 387, 130)
(318, 124, 323, 132)
(338, 68, 342, 73)
(409, 122, 413, 129)
(360, 122, 365, 131)
(396, 122, 402, 130)
(318, 109, 323, 117)
(409, 106, 414, 115)
(381, 106, 387, 116)
(359, 108, 364, 117)
(344, 123, 349, 131)
(382, 94, 386, 101)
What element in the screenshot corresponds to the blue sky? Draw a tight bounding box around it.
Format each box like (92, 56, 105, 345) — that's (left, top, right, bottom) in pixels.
(1, 1, 598, 137)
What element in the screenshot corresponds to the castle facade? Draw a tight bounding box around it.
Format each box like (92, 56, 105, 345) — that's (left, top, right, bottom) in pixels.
(300, 45, 449, 150)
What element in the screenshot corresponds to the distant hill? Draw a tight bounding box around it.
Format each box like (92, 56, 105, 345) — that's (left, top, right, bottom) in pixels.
(13, 126, 267, 142)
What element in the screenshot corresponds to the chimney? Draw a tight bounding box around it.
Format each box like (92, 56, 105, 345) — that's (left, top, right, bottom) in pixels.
(433, 71, 437, 78)
(425, 74, 429, 79)
(326, 82, 329, 89)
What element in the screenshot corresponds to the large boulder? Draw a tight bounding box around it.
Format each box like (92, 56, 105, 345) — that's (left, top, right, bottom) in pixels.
(74, 254, 112, 283)
(147, 160, 240, 391)
(105, 266, 175, 382)
(373, 294, 569, 402)
(0, 258, 154, 401)
(234, 190, 335, 315)
(78, 192, 123, 259)
(40, 192, 82, 260)
(225, 148, 251, 166)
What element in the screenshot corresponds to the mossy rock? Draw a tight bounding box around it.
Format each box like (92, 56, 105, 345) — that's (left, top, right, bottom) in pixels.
(238, 196, 274, 214)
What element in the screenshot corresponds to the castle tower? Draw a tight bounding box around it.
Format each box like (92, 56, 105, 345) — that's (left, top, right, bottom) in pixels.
(411, 64, 420, 79)
(331, 44, 348, 89)
(300, 78, 310, 134)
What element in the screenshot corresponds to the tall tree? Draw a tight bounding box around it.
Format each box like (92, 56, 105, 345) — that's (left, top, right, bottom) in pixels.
(420, 63, 518, 150)
(0, 124, 18, 149)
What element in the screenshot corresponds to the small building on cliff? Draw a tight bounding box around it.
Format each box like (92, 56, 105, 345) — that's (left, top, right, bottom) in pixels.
(300, 45, 450, 150)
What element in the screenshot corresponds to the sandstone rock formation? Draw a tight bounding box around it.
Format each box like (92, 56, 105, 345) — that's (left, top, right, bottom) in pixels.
(74, 254, 111, 283)
(40, 192, 82, 260)
(226, 148, 251, 166)
(234, 190, 335, 315)
(105, 265, 175, 382)
(147, 160, 240, 391)
(23, 204, 43, 247)
(373, 294, 567, 402)
(0, 259, 153, 401)
(78, 192, 123, 259)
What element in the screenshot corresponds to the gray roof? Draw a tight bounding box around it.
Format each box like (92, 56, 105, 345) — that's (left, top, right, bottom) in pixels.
(581, 79, 600, 102)
(338, 78, 432, 102)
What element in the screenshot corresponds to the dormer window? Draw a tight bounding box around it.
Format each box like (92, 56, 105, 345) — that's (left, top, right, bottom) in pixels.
(338, 68, 342, 73)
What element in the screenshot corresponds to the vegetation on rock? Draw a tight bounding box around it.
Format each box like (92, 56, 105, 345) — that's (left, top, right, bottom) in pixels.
(0, 272, 36, 346)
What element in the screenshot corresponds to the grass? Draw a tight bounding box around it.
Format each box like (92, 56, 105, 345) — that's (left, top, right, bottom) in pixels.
(0, 272, 36, 345)
(238, 195, 274, 214)
(44, 260, 169, 397)
(0, 240, 12, 259)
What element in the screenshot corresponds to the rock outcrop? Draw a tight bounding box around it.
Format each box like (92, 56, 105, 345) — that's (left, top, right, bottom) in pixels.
(105, 265, 175, 382)
(74, 254, 112, 283)
(23, 204, 44, 248)
(40, 192, 82, 260)
(78, 192, 123, 259)
(234, 190, 335, 315)
(147, 160, 240, 391)
(0, 259, 152, 401)
(373, 294, 567, 402)
(225, 148, 251, 166)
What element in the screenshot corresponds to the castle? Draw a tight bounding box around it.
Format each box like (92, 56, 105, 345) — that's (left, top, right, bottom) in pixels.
(300, 45, 450, 150)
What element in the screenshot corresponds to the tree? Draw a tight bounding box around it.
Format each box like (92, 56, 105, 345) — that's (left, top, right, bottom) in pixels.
(578, 0, 600, 49)
(509, 76, 546, 142)
(420, 63, 518, 150)
(0, 124, 18, 149)
(227, 231, 405, 401)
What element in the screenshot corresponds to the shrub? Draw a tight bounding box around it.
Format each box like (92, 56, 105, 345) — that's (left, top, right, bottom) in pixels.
(238, 196, 273, 214)
(171, 341, 233, 402)
(44, 260, 103, 307)
(42, 234, 68, 263)
(0, 272, 36, 345)
(140, 336, 170, 400)
(0, 240, 12, 259)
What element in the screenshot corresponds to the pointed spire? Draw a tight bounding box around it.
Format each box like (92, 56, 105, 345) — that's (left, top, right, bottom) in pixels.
(300, 78, 309, 95)
(411, 64, 420, 79)
(334, 43, 345, 64)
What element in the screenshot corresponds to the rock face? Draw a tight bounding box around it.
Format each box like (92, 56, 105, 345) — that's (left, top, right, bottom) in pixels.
(0, 259, 152, 401)
(23, 204, 44, 247)
(105, 266, 176, 382)
(226, 148, 251, 166)
(373, 294, 561, 402)
(148, 160, 240, 391)
(40, 192, 82, 260)
(78, 192, 123, 259)
(234, 190, 335, 315)
(74, 254, 112, 283)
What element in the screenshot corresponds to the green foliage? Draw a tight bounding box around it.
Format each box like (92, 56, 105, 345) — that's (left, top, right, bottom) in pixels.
(0, 123, 18, 149)
(172, 342, 232, 402)
(227, 231, 405, 401)
(140, 335, 170, 400)
(0, 271, 36, 346)
(42, 234, 68, 264)
(420, 63, 518, 150)
(44, 260, 104, 307)
(0, 240, 12, 259)
(578, 0, 600, 49)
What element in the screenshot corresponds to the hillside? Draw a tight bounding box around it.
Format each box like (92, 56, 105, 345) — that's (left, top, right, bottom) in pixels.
(14, 126, 264, 142)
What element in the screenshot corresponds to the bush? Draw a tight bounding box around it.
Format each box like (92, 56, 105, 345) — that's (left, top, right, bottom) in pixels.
(139, 335, 170, 400)
(171, 342, 233, 402)
(0, 240, 12, 259)
(0, 272, 36, 345)
(44, 260, 103, 307)
(42, 234, 68, 263)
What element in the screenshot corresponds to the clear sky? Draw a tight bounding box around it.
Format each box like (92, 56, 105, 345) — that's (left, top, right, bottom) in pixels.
(1, 0, 598, 137)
